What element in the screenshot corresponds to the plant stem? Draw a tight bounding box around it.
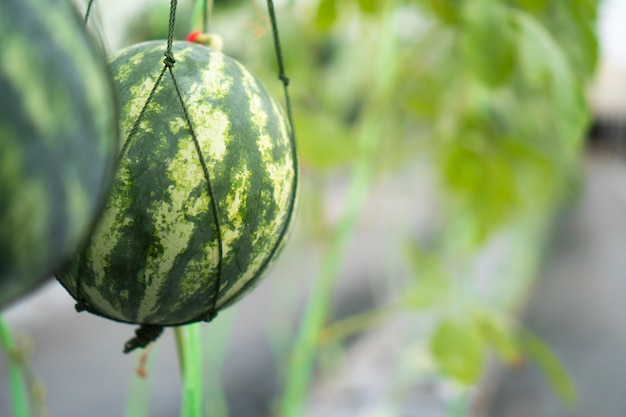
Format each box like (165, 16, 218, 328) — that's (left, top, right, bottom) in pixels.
(277, 5, 398, 416)
(277, 104, 384, 417)
(175, 324, 203, 417)
(318, 304, 398, 346)
(192, 0, 213, 32)
(204, 309, 236, 417)
(0, 316, 29, 417)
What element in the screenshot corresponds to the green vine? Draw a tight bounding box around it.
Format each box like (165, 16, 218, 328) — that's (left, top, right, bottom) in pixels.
(0, 316, 29, 417)
(175, 325, 203, 417)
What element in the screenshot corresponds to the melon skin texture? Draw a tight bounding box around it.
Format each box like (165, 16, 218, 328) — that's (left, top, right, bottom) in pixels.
(56, 41, 298, 326)
(0, 0, 119, 307)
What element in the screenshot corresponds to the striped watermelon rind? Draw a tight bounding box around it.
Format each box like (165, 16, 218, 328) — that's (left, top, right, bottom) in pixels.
(0, 0, 119, 307)
(56, 40, 298, 326)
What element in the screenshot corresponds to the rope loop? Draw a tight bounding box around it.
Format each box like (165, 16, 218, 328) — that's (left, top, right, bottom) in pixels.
(123, 325, 164, 353)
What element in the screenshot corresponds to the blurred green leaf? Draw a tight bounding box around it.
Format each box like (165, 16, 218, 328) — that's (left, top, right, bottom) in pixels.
(515, 11, 572, 91)
(423, 0, 464, 24)
(401, 27, 457, 120)
(442, 139, 484, 198)
(430, 317, 486, 384)
(515, 10, 588, 154)
(404, 241, 452, 309)
(516, 0, 548, 11)
(315, 0, 338, 31)
(522, 330, 577, 405)
(356, 0, 379, 14)
(460, 0, 516, 87)
(294, 111, 356, 169)
(440, 133, 522, 238)
(532, 0, 599, 82)
(474, 310, 521, 363)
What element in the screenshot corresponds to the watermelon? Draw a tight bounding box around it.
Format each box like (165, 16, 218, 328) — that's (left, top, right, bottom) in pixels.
(0, 0, 118, 307)
(56, 41, 298, 333)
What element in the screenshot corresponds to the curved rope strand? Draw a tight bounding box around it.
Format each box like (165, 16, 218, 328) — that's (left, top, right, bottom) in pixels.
(218, 0, 299, 308)
(167, 0, 223, 322)
(265, 0, 299, 268)
(168, 66, 224, 322)
(83, 0, 96, 24)
(118, 65, 169, 161)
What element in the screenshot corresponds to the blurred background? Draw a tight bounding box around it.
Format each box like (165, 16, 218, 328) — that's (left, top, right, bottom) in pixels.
(2, 0, 626, 416)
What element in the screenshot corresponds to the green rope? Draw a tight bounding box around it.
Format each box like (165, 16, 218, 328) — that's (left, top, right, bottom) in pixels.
(265, 0, 296, 139)
(83, 0, 95, 24)
(168, 63, 224, 322)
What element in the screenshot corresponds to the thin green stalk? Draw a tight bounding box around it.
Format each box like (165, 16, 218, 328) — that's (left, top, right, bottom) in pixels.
(277, 107, 384, 417)
(191, 0, 212, 32)
(0, 316, 29, 417)
(277, 4, 399, 415)
(203, 309, 236, 417)
(175, 324, 203, 417)
(319, 304, 398, 346)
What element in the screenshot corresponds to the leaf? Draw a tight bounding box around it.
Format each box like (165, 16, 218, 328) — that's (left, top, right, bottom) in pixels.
(514, 11, 572, 90)
(404, 241, 452, 309)
(439, 130, 521, 238)
(516, 0, 548, 11)
(315, 0, 338, 31)
(424, 0, 464, 24)
(533, 0, 599, 82)
(514, 10, 588, 151)
(499, 136, 557, 203)
(430, 317, 486, 384)
(294, 111, 356, 169)
(460, 0, 516, 87)
(441, 134, 484, 195)
(355, 0, 379, 14)
(474, 311, 522, 364)
(521, 330, 577, 405)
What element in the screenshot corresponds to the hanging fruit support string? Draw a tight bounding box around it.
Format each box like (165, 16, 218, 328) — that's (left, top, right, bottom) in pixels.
(265, 0, 295, 135)
(83, 0, 95, 24)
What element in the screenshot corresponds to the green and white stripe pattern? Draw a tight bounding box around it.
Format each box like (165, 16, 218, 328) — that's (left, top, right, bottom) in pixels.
(57, 41, 298, 326)
(0, 0, 118, 307)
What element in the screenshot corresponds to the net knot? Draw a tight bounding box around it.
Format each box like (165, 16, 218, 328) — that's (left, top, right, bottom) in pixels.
(123, 324, 164, 354)
(163, 52, 176, 68)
